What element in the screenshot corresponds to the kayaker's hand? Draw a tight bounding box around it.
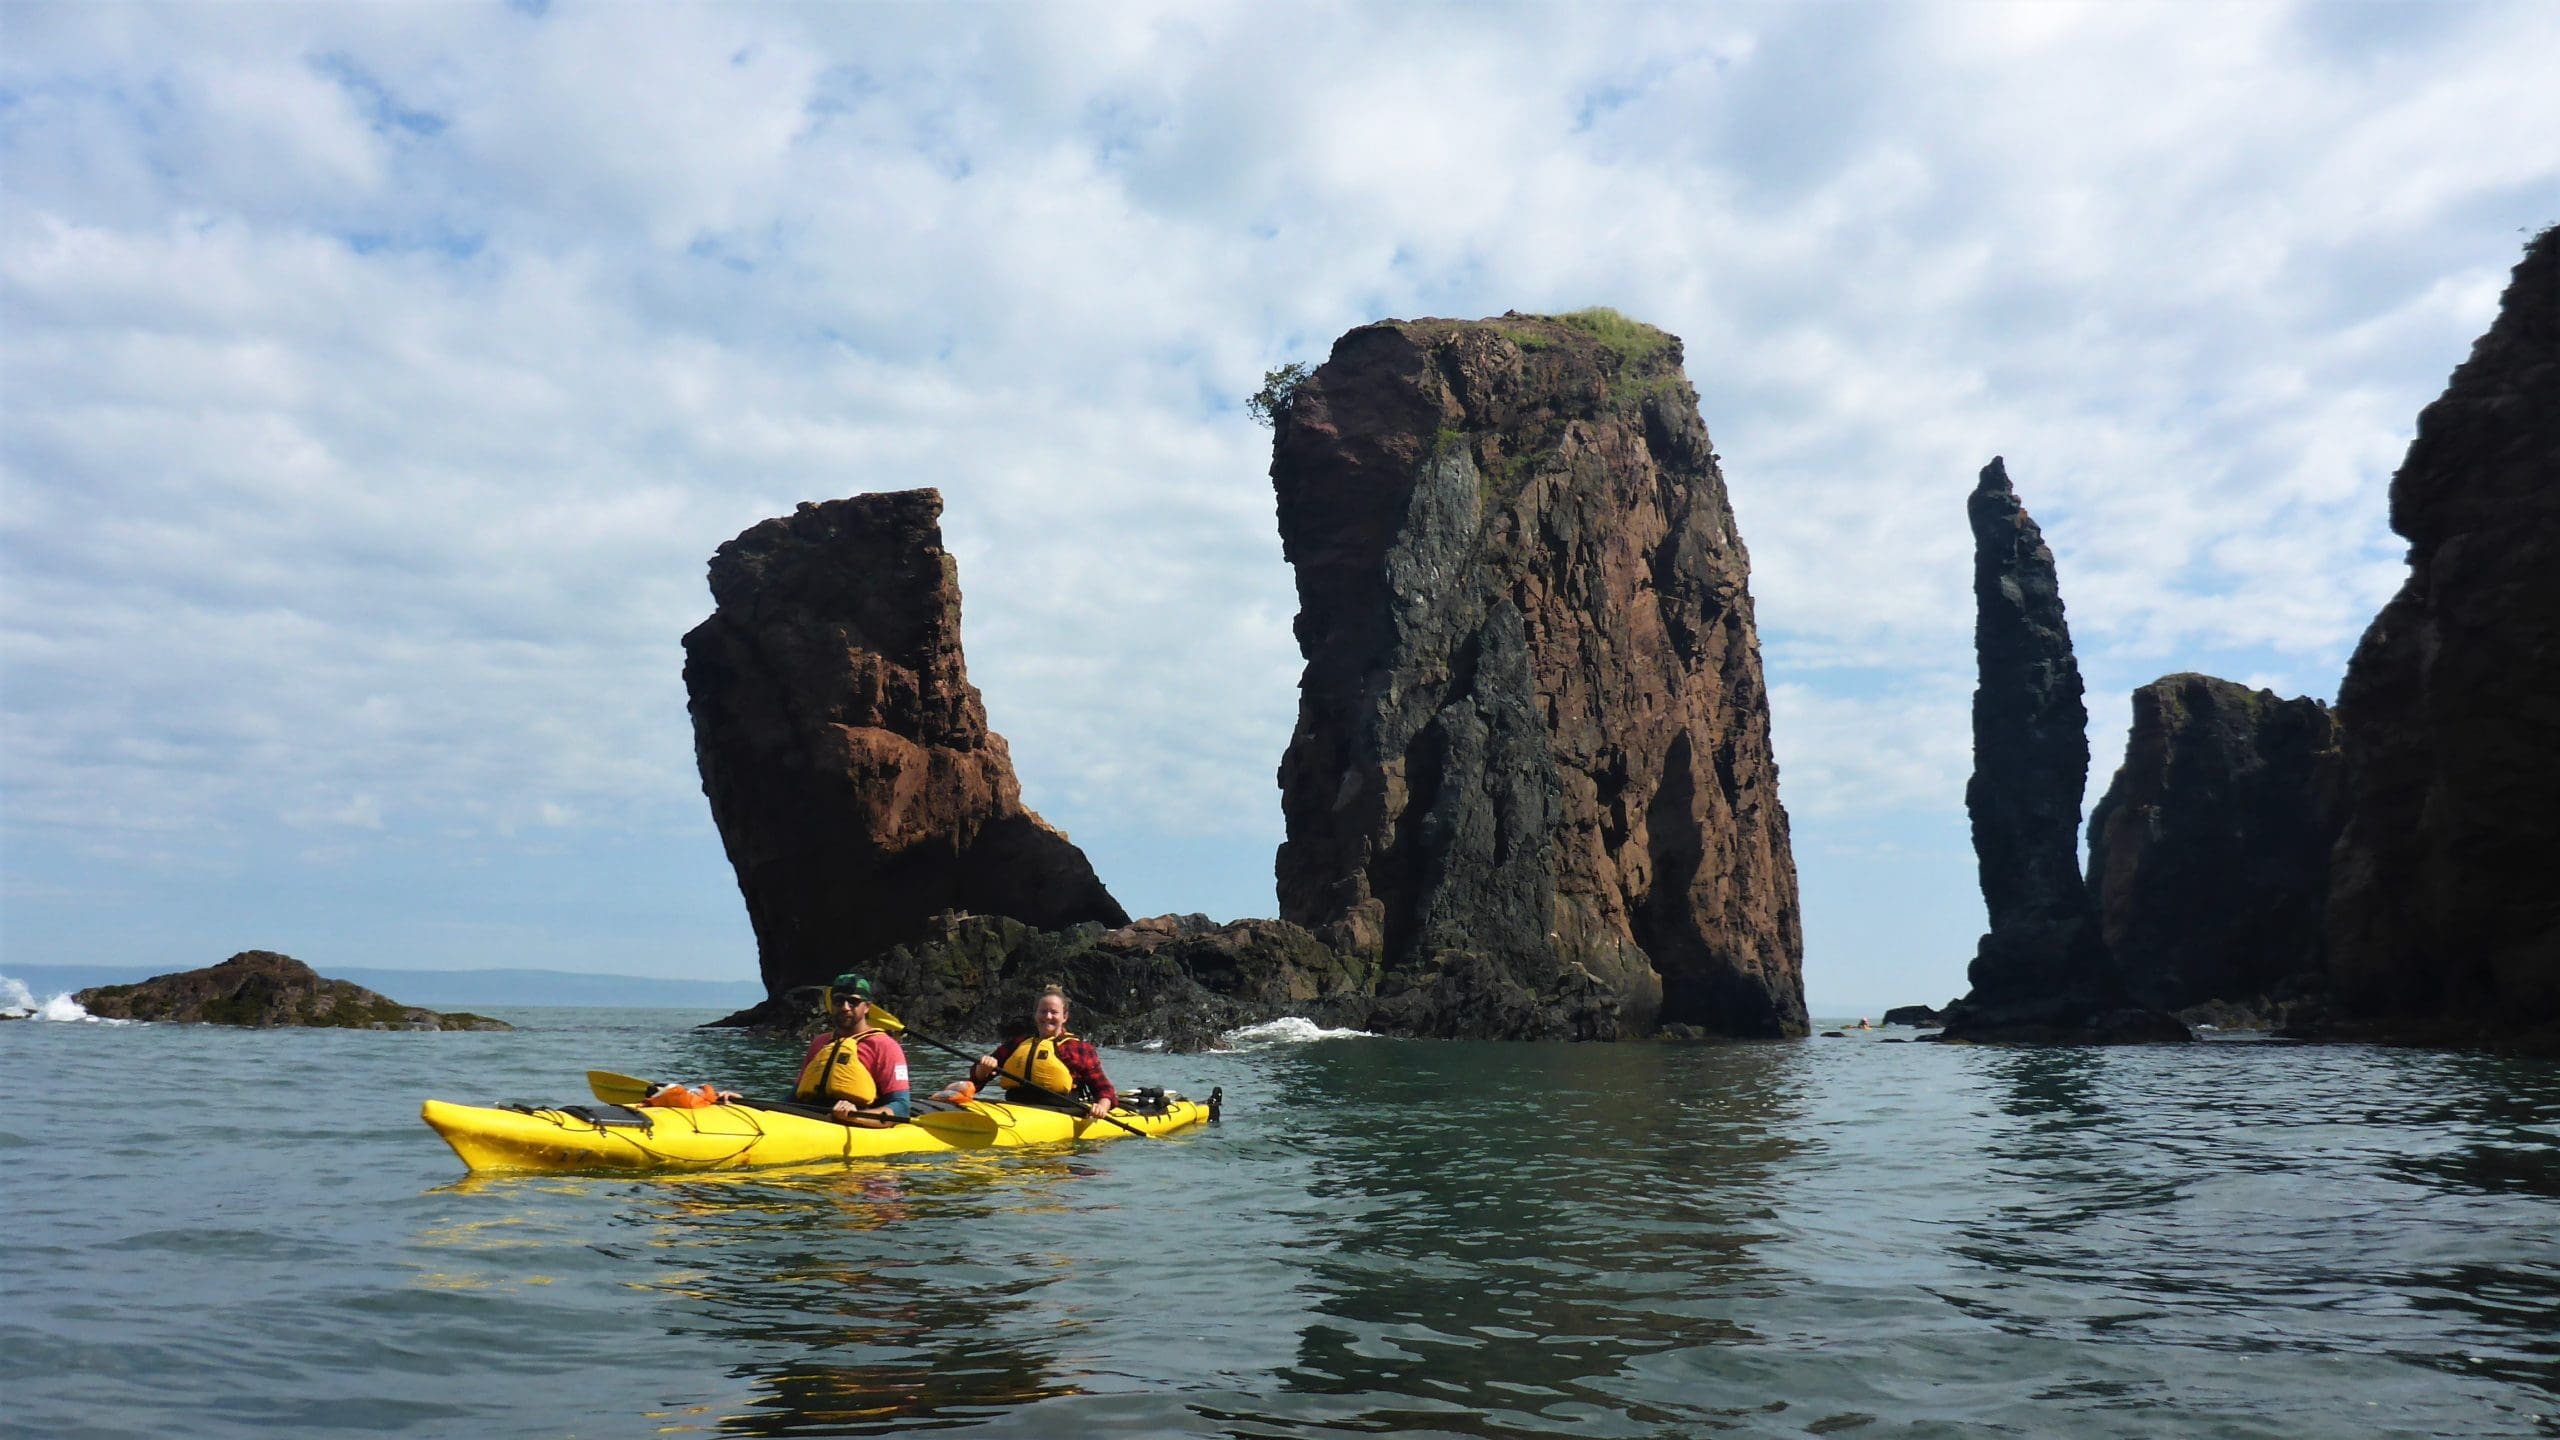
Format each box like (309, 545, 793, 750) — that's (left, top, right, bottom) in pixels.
(830, 1100, 857, 1122)
(970, 1057, 994, 1084)
(1086, 1100, 1112, 1120)
(715, 1091, 741, 1104)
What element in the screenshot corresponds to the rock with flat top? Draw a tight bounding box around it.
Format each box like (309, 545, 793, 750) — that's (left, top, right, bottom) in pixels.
(2087, 673, 2344, 1012)
(1269, 310, 1806, 1040)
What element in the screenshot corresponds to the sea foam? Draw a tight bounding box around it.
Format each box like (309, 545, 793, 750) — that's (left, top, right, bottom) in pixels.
(0, 975, 112, 1023)
(1219, 1016, 1374, 1049)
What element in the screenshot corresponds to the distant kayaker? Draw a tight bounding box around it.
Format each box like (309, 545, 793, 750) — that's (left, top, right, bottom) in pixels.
(969, 986, 1118, 1120)
(793, 973, 911, 1127)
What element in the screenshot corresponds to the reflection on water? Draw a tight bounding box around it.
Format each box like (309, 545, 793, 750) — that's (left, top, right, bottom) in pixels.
(1924, 1039, 2560, 1426)
(650, 1156, 1096, 1436)
(428, 1150, 1113, 1435)
(6, 1012, 2556, 1438)
(1256, 1041, 1804, 1437)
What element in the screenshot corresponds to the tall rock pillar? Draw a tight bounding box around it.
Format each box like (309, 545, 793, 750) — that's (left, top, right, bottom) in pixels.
(2325, 228, 2560, 1040)
(1946, 458, 2183, 1042)
(1270, 311, 1806, 1039)
(683, 490, 1127, 1005)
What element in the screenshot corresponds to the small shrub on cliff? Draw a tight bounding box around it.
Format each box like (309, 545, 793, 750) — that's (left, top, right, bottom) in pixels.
(1248, 362, 1310, 428)
(1557, 307, 1671, 361)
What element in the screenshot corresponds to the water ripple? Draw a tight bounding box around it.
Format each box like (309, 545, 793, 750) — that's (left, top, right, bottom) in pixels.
(3, 1014, 2555, 1436)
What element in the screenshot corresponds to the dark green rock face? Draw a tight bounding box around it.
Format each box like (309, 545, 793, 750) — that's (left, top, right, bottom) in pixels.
(1269, 311, 1805, 1040)
(74, 951, 509, 1030)
(2087, 674, 2343, 1014)
(2324, 228, 2560, 1042)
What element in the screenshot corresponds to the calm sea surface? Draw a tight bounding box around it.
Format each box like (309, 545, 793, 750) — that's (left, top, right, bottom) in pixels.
(4, 1005, 2555, 1438)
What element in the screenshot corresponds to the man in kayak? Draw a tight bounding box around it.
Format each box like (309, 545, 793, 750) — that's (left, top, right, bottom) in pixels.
(793, 973, 910, 1126)
(968, 986, 1117, 1120)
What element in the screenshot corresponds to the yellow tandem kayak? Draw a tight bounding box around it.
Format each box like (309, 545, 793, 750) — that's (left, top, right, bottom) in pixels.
(421, 1092, 1215, 1175)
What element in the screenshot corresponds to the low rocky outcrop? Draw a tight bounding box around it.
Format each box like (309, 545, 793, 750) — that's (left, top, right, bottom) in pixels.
(847, 912, 1376, 1053)
(685, 491, 1127, 1008)
(74, 951, 510, 1030)
(1881, 1004, 1946, 1028)
(2087, 674, 2345, 1012)
(2321, 227, 2560, 1048)
(1943, 458, 2184, 1044)
(2177, 982, 2335, 1035)
(1269, 309, 1806, 1040)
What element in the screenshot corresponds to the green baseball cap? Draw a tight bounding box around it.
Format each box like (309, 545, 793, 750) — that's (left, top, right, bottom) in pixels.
(829, 973, 874, 1000)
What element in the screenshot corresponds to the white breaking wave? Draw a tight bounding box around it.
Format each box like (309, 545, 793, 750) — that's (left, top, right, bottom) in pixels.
(1219, 1016, 1374, 1049)
(0, 974, 114, 1023)
(41, 993, 109, 1022)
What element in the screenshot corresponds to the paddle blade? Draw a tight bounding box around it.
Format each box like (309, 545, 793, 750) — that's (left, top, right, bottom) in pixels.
(585, 1070, 656, 1106)
(866, 1003, 905, 1034)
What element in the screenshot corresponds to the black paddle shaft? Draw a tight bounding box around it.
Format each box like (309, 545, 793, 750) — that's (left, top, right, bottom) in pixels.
(902, 1027, 1151, 1139)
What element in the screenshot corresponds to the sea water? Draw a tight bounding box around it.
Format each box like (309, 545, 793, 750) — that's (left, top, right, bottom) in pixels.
(2, 997, 2554, 1438)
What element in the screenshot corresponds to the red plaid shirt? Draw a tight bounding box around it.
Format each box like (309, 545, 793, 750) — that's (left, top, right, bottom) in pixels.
(991, 1032, 1115, 1109)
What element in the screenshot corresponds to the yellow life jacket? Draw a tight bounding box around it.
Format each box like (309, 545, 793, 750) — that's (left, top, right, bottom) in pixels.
(795, 1028, 881, 1106)
(997, 1032, 1079, 1098)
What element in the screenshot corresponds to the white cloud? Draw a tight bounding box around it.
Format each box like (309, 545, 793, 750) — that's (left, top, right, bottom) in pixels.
(3, 0, 2552, 1000)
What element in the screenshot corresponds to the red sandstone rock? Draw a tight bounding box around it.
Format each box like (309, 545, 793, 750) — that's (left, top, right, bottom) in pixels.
(683, 491, 1126, 1003)
(1269, 310, 1805, 1038)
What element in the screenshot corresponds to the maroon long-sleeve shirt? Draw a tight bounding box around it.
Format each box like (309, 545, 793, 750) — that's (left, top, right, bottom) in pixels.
(989, 1033, 1115, 1109)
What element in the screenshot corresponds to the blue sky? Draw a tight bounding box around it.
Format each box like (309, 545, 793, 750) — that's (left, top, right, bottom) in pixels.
(4, 1, 2553, 1012)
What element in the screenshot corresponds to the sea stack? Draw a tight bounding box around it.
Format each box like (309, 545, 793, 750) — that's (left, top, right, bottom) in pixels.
(1269, 310, 1806, 1039)
(2324, 228, 2560, 1042)
(1944, 458, 2182, 1042)
(683, 491, 1127, 1005)
(2086, 674, 2343, 1013)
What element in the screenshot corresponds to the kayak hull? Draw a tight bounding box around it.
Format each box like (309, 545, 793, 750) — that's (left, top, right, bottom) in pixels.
(421, 1095, 1209, 1174)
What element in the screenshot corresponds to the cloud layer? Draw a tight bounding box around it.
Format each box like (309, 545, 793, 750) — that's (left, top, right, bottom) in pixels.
(5, 1, 2553, 1001)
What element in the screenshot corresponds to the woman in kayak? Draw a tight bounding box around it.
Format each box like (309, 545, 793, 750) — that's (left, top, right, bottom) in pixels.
(969, 986, 1118, 1120)
(794, 973, 911, 1126)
